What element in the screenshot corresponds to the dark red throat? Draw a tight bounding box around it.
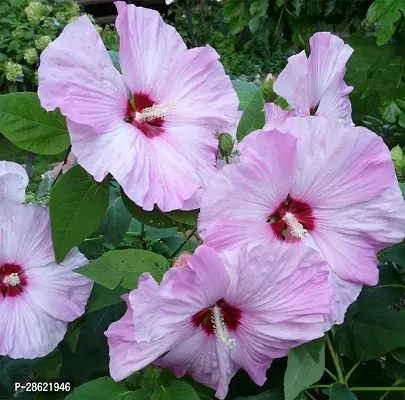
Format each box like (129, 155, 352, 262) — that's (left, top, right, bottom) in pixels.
(124, 93, 164, 138)
(269, 197, 315, 240)
(192, 299, 241, 335)
(0, 263, 27, 297)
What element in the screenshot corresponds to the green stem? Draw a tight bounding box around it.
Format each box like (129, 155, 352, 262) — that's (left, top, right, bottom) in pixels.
(345, 362, 360, 384)
(325, 368, 339, 382)
(140, 223, 145, 249)
(326, 333, 345, 383)
(272, 6, 285, 46)
(351, 387, 405, 392)
(304, 390, 317, 400)
(171, 227, 197, 258)
(180, 223, 192, 251)
(306, 385, 331, 389)
(378, 380, 405, 400)
(397, 56, 405, 88)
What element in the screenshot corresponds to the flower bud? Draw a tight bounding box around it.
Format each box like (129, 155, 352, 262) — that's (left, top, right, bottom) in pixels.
(35, 35, 52, 50)
(262, 73, 277, 103)
(218, 133, 235, 158)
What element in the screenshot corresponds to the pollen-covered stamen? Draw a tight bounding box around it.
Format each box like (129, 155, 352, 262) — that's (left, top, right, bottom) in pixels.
(283, 212, 308, 238)
(136, 103, 176, 123)
(3, 273, 20, 286)
(211, 305, 236, 350)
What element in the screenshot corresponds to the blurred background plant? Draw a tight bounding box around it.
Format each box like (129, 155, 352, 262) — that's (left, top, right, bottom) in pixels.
(0, 0, 106, 94)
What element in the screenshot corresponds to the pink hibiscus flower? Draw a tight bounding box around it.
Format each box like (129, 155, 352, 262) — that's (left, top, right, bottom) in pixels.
(199, 120, 405, 326)
(106, 245, 332, 399)
(266, 32, 354, 129)
(0, 161, 28, 203)
(0, 163, 93, 359)
(38, 2, 238, 212)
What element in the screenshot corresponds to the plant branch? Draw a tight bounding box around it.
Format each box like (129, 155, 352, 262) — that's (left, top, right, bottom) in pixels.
(304, 390, 317, 400)
(326, 333, 344, 383)
(325, 368, 339, 382)
(345, 362, 360, 384)
(351, 387, 405, 392)
(171, 227, 197, 258)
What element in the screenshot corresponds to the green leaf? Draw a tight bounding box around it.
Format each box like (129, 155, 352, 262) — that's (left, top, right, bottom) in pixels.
(358, 263, 404, 304)
(391, 347, 405, 363)
(391, 145, 403, 163)
(122, 190, 178, 229)
(232, 80, 260, 110)
(250, 0, 269, 16)
(336, 301, 405, 361)
(85, 283, 127, 314)
(0, 92, 70, 154)
(386, 353, 405, 381)
(108, 50, 121, 73)
(379, 242, 405, 268)
(330, 384, 358, 399)
(366, 0, 405, 45)
(381, 98, 405, 128)
(165, 209, 199, 226)
(34, 349, 62, 381)
(65, 377, 135, 399)
(50, 165, 109, 263)
(234, 389, 284, 399)
(100, 183, 132, 247)
(76, 249, 168, 290)
(151, 381, 200, 400)
(236, 89, 265, 142)
(284, 337, 326, 400)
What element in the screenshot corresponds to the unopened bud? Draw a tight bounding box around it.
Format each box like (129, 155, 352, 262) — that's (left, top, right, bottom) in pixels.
(262, 73, 277, 103)
(218, 133, 235, 158)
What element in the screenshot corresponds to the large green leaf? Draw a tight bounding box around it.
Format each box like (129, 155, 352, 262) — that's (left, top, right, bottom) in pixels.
(122, 191, 178, 229)
(378, 242, 405, 268)
(0, 92, 70, 154)
(236, 88, 265, 142)
(76, 249, 168, 290)
(235, 389, 284, 399)
(232, 80, 260, 111)
(358, 263, 404, 304)
(381, 98, 405, 128)
(50, 165, 109, 263)
(336, 301, 405, 361)
(284, 337, 325, 400)
(366, 0, 405, 45)
(330, 384, 358, 399)
(165, 209, 199, 227)
(151, 381, 199, 400)
(99, 183, 132, 247)
(85, 283, 127, 314)
(65, 377, 148, 399)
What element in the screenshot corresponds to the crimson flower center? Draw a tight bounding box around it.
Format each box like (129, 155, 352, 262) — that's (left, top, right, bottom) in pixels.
(124, 93, 175, 138)
(192, 299, 241, 349)
(269, 197, 315, 240)
(0, 263, 27, 297)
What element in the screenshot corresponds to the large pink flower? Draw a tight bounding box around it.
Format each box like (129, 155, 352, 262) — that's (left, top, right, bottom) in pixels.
(0, 161, 28, 203)
(106, 245, 331, 399)
(38, 2, 238, 212)
(0, 197, 93, 358)
(267, 32, 353, 128)
(199, 120, 405, 325)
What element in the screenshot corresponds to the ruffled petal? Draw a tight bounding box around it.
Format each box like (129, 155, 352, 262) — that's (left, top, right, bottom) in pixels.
(227, 244, 332, 384)
(0, 161, 28, 203)
(308, 32, 353, 123)
(38, 16, 128, 133)
(0, 202, 54, 268)
(114, 2, 186, 97)
(24, 248, 93, 322)
(263, 103, 294, 131)
(199, 130, 297, 249)
(130, 245, 230, 343)
(154, 329, 238, 400)
(272, 51, 310, 115)
(312, 184, 405, 285)
(105, 295, 188, 381)
(68, 119, 213, 212)
(282, 117, 395, 208)
(0, 294, 67, 359)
